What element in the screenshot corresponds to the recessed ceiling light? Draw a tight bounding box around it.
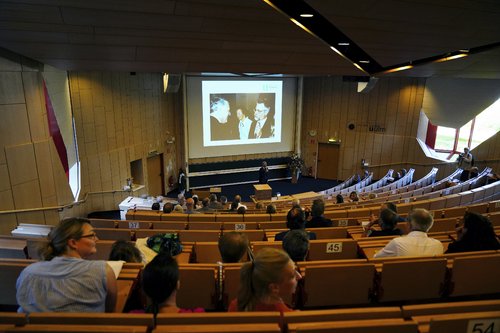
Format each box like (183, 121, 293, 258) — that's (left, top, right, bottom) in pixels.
(338, 42, 350, 46)
(359, 60, 370, 64)
(300, 13, 313, 18)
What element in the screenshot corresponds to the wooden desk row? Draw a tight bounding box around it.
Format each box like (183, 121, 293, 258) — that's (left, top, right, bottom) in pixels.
(2, 299, 500, 333)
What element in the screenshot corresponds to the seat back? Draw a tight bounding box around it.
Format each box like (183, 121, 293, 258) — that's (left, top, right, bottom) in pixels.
(449, 254, 500, 297)
(307, 239, 358, 261)
(378, 258, 447, 302)
(177, 265, 217, 310)
(301, 263, 376, 307)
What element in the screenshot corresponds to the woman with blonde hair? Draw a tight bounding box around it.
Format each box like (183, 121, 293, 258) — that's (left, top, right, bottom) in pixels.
(228, 247, 301, 312)
(16, 217, 117, 313)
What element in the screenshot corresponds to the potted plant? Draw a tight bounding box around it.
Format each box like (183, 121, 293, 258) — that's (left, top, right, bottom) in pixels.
(288, 153, 304, 183)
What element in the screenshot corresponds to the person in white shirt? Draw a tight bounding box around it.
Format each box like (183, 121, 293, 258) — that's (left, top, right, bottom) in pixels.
(236, 108, 253, 140)
(374, 208, 443, 258)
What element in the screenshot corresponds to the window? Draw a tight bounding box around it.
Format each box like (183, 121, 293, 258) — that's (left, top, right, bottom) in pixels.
(423, 98, 500, 161)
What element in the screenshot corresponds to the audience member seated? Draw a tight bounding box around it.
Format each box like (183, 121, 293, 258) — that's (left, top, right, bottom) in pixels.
(266, 204, 277, 214)
(109, 240, 143, 263)
(368, 192, 377, 200)
(141, 252, 204, 316)
(185, 198, 199, 214)
(220, 195, 228, 209)
(163, 202, 174, 213)
(177, 195, 187, 210)
(275, 207, 317, 241)
(374, 209, 443, 258)
(208, 194, 224, 210)
(380, 202, 406, 222)
(196, 197, 213, 213)
(446, 212, 500, 254)
(228, 201, 238, 212)
(16, 217, 117, 313)
(255, 201, 264, 210)
(218, 232, 249, 263)
(349, 191, 359, 202)
(227, 248, 300, 312)
(191, 194, 200, 209)
(173, 204, 184, 213)
(469, 166, 479, 179)
(233, 194, 247, 210)
(283, 230, 309, 262)
(306, 198, 332, 228)
(237, 206, 247, 215)
(151, 202, 160, 211)
(366, 209, 403, 237)
(336, 194, 344, 204)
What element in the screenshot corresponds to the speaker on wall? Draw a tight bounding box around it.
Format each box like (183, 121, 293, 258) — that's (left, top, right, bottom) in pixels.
(163, 73, 182, 93)
(357, 77, 379, 93)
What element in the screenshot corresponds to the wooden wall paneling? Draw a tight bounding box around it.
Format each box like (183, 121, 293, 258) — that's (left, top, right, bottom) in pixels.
(16, 210, 46, 226)
(101, 192, 116, 211)
(48, 140, 74, 205)
(118, 148, 129, 184)
(33, 140, 57, 202)
(43, 210, 60, 225)
(0, 213, 18, 235)
(0, 72, 24, 104)
(0, 189, 15, 211)
(96, 123, 108, 156)
(22, 72, 48, 142)
(109, 150, 122, 189)
(12, 179, 42, 209)
(0, 164, 11, 192)
(0, 104, 32, 164)
(5, 143, 38, 186)
(99, 154, 112, 190)
(87, 155, 103, 192)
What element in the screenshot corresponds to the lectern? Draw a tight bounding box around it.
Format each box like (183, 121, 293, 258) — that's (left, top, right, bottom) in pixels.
(253, 184, 272, 200)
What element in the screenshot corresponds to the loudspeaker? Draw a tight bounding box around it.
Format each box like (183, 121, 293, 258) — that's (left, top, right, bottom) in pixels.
(357, 77, 379, 93)
(163, 74, 182, 93)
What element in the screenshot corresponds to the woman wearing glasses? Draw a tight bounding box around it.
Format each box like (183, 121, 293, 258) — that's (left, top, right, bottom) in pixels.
(16, 217, 117, 313)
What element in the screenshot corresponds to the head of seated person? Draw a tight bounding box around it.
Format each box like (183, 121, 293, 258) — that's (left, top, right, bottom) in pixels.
(142, 252, 182, 314)
(409, 208, 434, 233)
(349, 191, 359, 202)
(218, 231, 249, 263)
(286, 207, 306, 230)
(163, 202, 174, 214)
(336, 194, 344, 204)
(232, 248, 300, 312)
(449, 212, 500, 252)
(283, 229, 309, 262)
(237, 206, 246, 214)
(173, 204, 184, 213)
(151, 202, 160, 211)
(379, 208, 399, 231)
(108, 240, 143, 263)
(311, 199, 325, 218)
(229, 201, 239, 211)
(255, 201, 264, 210)
(266, 204, 277, 214)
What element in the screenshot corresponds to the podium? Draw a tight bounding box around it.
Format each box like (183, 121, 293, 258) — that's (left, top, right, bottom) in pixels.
(253, 184, 272, 201)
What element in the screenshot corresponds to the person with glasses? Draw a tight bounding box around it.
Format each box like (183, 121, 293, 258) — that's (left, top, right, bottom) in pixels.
(16, 217, 117, 313)
(249, 94, 275, 139)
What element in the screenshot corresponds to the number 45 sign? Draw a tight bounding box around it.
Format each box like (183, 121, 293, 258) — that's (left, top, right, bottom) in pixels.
(326, 242, 343, 253)
(467, 319, 500, 333)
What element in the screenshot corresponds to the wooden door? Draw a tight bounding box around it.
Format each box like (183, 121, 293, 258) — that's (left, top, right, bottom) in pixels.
(317, 143, 339, 180)
(147, 154, 165, 196)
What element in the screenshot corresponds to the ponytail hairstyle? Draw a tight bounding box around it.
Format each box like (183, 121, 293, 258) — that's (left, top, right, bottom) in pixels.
(237, 247, 291, 311)
(142, 252, 179, 324)
(40, 217, 90, 261)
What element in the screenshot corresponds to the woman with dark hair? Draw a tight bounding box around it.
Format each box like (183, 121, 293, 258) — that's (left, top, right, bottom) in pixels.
(228, 248, 301, 312)
(141, 252, 204, 316)
(336, 194, 344, 204)
(446, 212, 500, 253)
(16, 217, 117, 313)
(109, 240, 143, 263)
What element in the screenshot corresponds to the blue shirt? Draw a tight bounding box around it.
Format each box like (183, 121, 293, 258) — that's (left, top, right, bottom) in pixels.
(16, 256, 108, 313)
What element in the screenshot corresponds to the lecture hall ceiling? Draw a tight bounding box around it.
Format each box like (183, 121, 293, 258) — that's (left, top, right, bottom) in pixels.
(0, 0, 499, 78)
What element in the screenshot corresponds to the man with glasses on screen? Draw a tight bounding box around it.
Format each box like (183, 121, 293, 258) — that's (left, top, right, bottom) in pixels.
(250, 95, 274, 139)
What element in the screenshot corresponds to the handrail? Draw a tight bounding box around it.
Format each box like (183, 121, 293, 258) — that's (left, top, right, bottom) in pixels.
(0, 186, 144, 215)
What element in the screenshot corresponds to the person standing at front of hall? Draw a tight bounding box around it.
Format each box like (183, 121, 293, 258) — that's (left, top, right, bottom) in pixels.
(259, 161, 269, 184)
(178, 168, 186, 195)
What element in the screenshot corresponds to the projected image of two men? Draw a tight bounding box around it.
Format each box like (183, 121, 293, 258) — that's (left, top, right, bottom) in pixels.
(202, 81, 282, 147)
